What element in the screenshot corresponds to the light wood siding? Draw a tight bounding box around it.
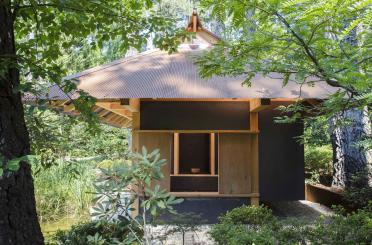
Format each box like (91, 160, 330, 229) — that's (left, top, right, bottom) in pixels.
(219, 134, 256, 194)
(138, 132, 172, 191)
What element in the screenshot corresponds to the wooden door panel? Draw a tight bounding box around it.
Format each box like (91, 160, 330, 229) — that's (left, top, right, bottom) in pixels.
(219, 134, 253, 194)
(138, 132, 172, 191)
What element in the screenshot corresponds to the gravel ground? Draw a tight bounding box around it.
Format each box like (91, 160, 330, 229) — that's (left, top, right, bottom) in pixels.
(149, 201, 334, 245)
(264, 200, 334, 223)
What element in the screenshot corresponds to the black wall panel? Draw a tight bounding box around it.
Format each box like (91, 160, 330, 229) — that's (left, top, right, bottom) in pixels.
(170, 176, 218, 192)
(140, 101, 250, 130)
(259, 102, 305, 201)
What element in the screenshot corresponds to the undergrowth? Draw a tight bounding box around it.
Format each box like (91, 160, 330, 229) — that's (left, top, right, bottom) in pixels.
(33, 159, 97, 223)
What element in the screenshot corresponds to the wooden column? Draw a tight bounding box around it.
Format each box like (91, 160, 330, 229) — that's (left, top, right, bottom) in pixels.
(250, 112, 258, 132)
(250, 133, 259, 206)
(249, 102, 261, 205)
(210, 133, 216, 175)
(131, 112, 140, 152)
(173, 133, 179, 175)
(131, 101, 140, 218)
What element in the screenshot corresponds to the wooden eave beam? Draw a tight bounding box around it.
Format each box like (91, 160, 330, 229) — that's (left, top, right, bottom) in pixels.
(96, 101, 132, 120)
(250, 98, 271, 112)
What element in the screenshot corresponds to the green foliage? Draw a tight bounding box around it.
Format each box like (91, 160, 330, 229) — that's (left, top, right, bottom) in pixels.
(197, 0, 371, 116)
(210, 205, 280, 245)
(305, 145, 333, 183)
(210, 204, 372, 245)
(344, 169, 372, 209)
(2, 1, 187, 130)
(309, 206, 372, 244)
(49, 220, 142, 245)
(25, 106, 130, 170)
(303, 116, 331, 146)
(91, 147, 183, 244)
(305, 145, 332, 172)
(0, 154, 36, 176)
(34, 159, 97, 223)
(218, 204, 275, 226)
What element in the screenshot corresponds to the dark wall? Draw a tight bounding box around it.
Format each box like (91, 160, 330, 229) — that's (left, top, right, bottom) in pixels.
(170, 176, 218, 192)
(140, 101, 250, 130)
(259, 102, 305, 201)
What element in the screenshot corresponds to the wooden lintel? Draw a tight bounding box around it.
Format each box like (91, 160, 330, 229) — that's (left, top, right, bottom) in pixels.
(170, 192, 260, 198)
(250, 98, 271, 112)
(134, 130, 259, 134)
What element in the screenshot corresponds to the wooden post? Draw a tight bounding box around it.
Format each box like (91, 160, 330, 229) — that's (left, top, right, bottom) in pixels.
(251, 197, 259, 206)
(249, 103, 260, 206)
(173, 133, 179, 175)
(131, 112, 140, 152)
(251, 133, 259, 206)
(131, 100, 140, 218)
(250, 112, 258, 132)
(210, 133, 216, 175)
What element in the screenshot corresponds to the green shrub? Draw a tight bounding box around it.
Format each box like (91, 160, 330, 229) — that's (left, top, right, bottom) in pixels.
(209, 205, 280, 245)
(305, 145, 333, 184)
(210, 205, 372, 245)
(49, 220, 142, 245)
(305, 145, 333, 173)
(308, 206, 372, 244)
(344, 169, 372, 208)
(218, 205, 276, 226)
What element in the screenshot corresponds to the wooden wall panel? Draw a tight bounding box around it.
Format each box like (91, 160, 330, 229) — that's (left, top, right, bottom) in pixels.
(138, 132, 172, 191)
(219, 134, 254, 194)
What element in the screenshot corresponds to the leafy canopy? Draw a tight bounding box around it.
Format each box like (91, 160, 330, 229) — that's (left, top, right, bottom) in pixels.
(197, 0, 371, 108)
(2, 0, 185, 132)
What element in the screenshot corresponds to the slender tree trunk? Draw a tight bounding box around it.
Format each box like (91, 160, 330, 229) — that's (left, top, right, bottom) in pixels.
(330, 107, 371, 188)
(0, 1, 44, 244)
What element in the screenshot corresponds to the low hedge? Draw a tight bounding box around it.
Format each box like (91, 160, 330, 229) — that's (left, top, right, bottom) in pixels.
(210, 204, 372, 245)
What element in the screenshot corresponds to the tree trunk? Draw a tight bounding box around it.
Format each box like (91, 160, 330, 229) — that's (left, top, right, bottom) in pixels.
(0, 1, 44, 244)
(330, 107, 372, 188)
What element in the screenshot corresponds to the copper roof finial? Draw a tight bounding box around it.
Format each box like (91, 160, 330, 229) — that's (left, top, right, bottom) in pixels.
(187, 8, 202, 32)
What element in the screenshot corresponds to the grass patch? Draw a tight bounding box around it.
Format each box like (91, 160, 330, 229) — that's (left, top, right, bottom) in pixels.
(33, 159, 97, 224)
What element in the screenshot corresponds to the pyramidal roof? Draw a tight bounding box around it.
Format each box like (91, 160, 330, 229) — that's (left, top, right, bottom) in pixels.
(45, 10, 337, 100)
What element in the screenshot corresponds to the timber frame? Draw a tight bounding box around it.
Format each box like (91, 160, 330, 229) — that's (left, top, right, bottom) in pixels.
(51, 98, 302, 206)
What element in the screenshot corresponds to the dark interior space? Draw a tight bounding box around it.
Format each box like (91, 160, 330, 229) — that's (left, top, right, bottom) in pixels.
(179, 133, 210, 174)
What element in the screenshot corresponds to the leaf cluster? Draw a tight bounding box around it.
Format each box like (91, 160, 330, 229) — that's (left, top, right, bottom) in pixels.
(91, 147, 183, 243)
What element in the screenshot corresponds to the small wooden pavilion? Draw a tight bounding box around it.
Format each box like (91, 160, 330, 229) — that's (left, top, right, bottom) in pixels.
(38, 11, 336, 214)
